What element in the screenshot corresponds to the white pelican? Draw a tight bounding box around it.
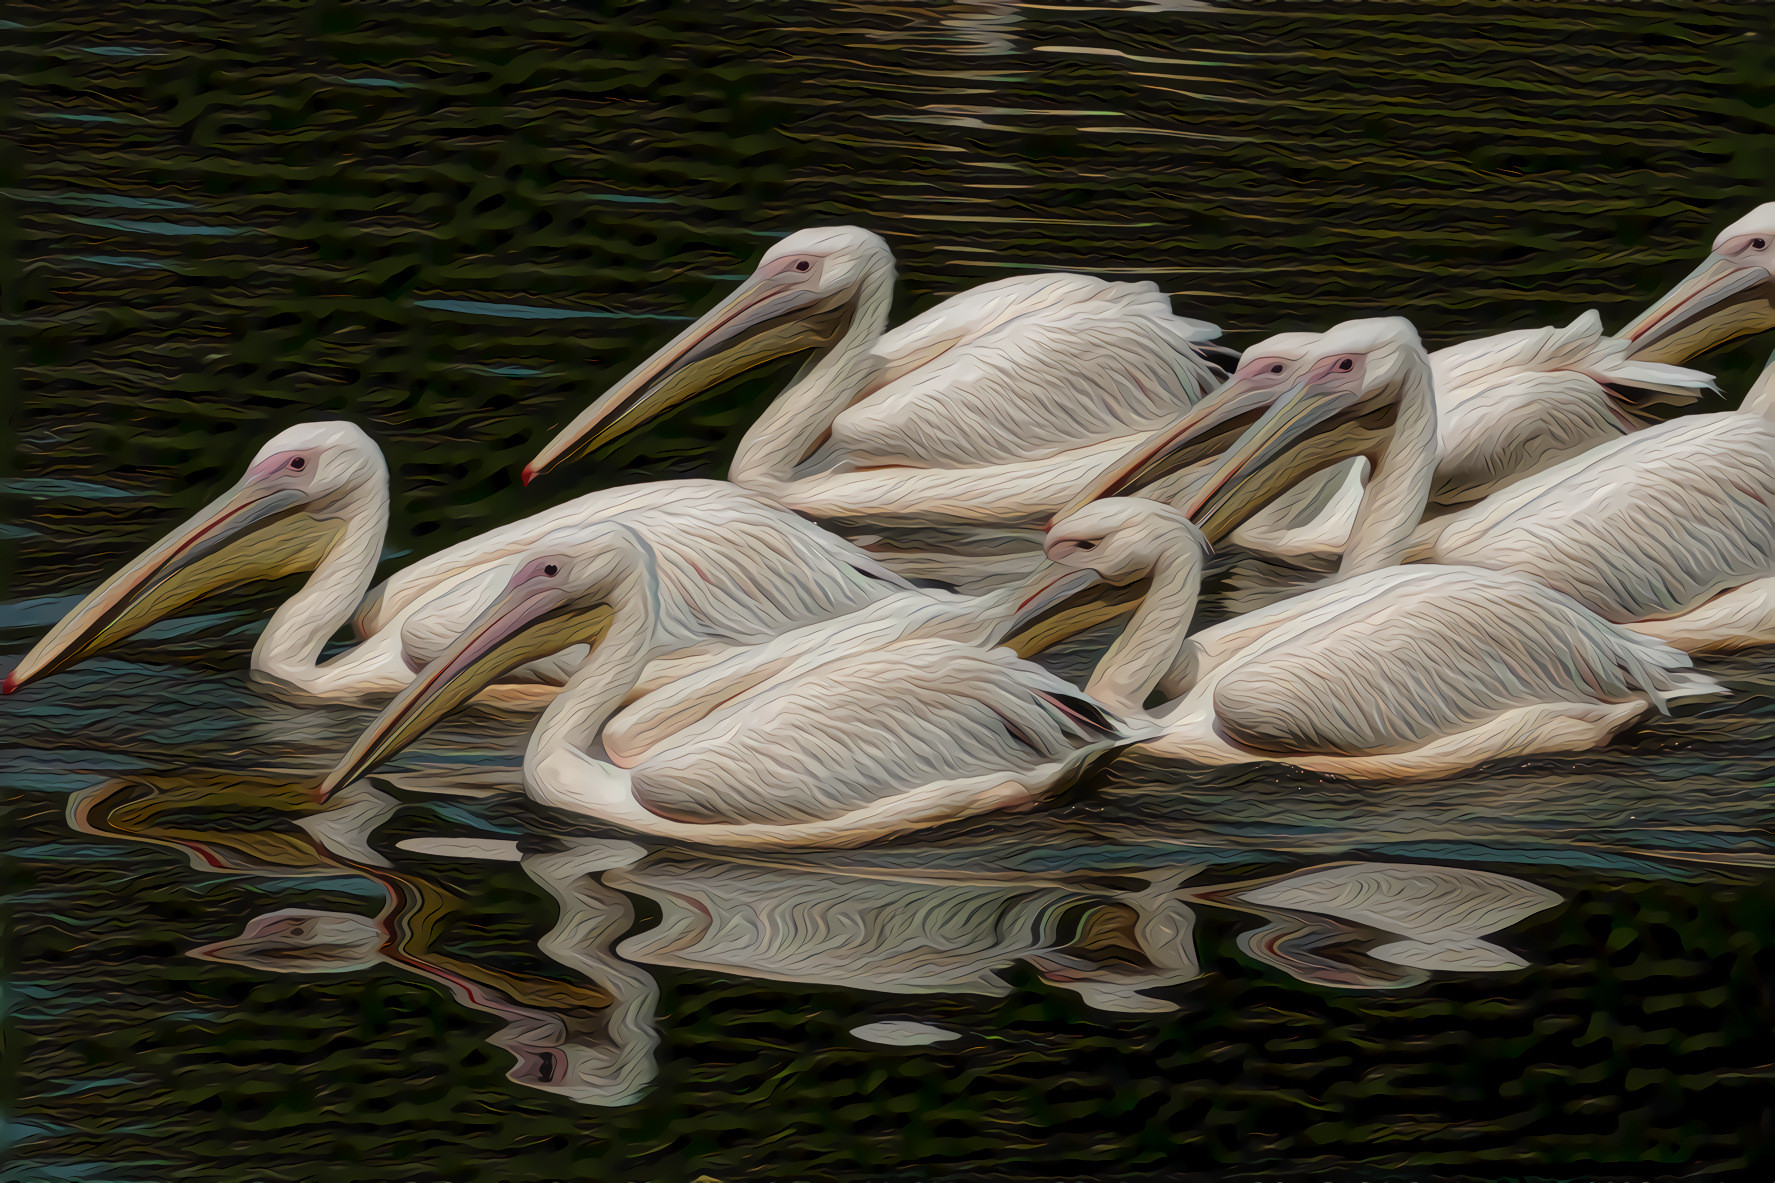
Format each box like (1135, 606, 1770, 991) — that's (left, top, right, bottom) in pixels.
(319, 520, 1145, 849)
(1084, 316, 1775, 652)
(3, 421, 922, 705)
(1219, 204, 1775, 566)
(1012, 496, 1719, 781)
(521, 226, 1229, 533)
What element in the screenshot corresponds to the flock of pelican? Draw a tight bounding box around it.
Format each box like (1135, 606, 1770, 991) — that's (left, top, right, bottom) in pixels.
(9, 202, 1775, 848)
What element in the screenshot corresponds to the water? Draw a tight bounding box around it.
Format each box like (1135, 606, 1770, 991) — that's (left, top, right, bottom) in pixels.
(4, 0, 1775, 1178)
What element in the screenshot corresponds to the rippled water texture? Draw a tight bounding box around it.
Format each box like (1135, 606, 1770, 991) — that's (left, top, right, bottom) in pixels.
(5, 1, 1775, 1179)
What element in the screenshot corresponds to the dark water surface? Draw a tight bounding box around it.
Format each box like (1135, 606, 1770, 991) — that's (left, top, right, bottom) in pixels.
(5, 1, 1775, 1179)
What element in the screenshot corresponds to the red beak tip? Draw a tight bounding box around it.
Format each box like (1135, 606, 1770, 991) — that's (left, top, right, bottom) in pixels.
(1, 674, 17, 695)
(519, 465, 537, 487)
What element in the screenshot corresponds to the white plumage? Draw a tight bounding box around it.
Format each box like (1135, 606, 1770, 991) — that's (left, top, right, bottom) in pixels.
(1230, 311, 1714, 564)
(1203, 566, 1706, 757)
(323, 523, 1142, 848)
(1035, 497, 1716, 779)
(1427, 310, 1712, 505)
(1181, 321, 1775, 653)
(831, 279, 1222, 470)
(631, 641, 1114, 825)
(1425, 400, 1775, 644)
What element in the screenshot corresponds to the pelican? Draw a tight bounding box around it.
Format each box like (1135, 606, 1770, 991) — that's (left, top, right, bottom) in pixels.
(2, 421, 923, 705)
(521, 226, 1228, 534)
(319, 520, 1145, 849)
(1224, 203, 1775, 566)
(1084, 316, 1775, 652)
(1011, 496, 1719, 780)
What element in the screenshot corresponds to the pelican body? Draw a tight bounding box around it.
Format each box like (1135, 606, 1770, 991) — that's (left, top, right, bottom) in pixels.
(3, 422, 921, 705)
(321, 522, 1145, 849)
(1023, 321, 1721, 780)
(1089, 296, 1775, 654)
(1225, 204, 1775, 566)
(1019, 496, 1717, 782)
(524, 227, 1228, 534)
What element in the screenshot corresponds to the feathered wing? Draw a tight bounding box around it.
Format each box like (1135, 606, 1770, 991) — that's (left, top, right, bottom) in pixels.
(624, 498, 914, 652)
(870, 273, 1218, 392)
(1427, 312, 1715, 506)
(829, 288, 1223, 471)
(356, 480, 759, 637)
(600, 592, 986, 765)
(629, 640, 1135, 826)
(1204, 566, 1720, 757)
(1431, 414, 1775, 623)
(367, 481, 908, 661)
(1431, 311, 1714, 415)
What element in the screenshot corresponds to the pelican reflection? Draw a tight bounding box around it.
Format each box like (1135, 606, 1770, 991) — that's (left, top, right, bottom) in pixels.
(65, 771, 1565, 1107)
(69, 772, 658, 1106)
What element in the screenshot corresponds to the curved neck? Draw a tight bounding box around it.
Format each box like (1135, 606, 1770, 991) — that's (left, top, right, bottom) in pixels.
(252, 480, 390, 688)
(1085, 548, 1203, 715)
(1337, 355, 1439, 579)
(525, 587, 663, 814)
(728, 262, 896, 490)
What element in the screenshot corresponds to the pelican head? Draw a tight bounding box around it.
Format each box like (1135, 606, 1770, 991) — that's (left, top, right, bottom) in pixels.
(1007, 499, 1207, 635)
(524, 226, 895, 481)
(189, 909, 384, 974)
(1623, 203, 1775, 364)
(1053, 330, 1327, 519)
(319, 522, 654, 799)
(4, 422, 383, 695)
(1068, 318, 1426, 542)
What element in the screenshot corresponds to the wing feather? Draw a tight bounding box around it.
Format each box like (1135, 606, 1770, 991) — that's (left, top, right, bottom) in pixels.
(1432, 414, 1775, 622)
(373, 483, 907, 665)
(871, 273, 1216, 389)
(1210, 566, 1715, 757)
(831, 288, 1223, 470)
(1424, 311, 1716, 506)
(631, 641, 1126, 825)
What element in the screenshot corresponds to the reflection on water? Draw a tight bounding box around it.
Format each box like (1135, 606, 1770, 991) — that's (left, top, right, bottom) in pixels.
(69, 769, 1564, 1108)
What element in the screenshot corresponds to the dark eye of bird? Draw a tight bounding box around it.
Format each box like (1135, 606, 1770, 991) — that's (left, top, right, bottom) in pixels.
(1753, 238, 1769, 251)
(1337, 358, 1354, 371)
(1076, 540, 1096, 550)
(289, 457, 305, 470)
(1269, 364, 1283, 374)
(544, 564, 559, 577)
(794, 259, 811, 272)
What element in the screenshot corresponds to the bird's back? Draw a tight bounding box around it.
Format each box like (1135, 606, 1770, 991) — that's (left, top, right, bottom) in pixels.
(829, 279, 1222, 470)
(630, 640, 1126, 826)
(1431, 413, 1775, 622)
(1206, 566, 1713, 757)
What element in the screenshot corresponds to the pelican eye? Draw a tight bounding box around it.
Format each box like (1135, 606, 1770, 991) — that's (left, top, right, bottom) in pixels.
(1752, 238, 1769, 251)
(288, 456, 306, 470)
(1336, 358, 1354, 371)
(794, 259, 811, 272)
(1269, 364, 1283, 374)
(543, 563, 559, 577)
(1075, 540, 1097, 550)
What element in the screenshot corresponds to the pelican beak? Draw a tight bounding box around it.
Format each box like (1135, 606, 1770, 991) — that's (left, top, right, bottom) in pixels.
(1176, 372, 1394, 543)
(1051, 378, 1285, 522)
(1622, 253, 1775, 364)
(998, 565, 1148, 659)
(318, 565, 615, 799)
(4, 479, 339, 694)
(524, 274, 861, 481)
